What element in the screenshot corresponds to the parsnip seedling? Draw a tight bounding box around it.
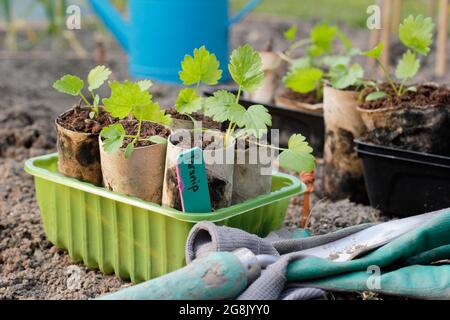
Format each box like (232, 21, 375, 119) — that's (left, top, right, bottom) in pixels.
(363, 15, 434, 100)
(205, 44, 316, 173)
(53, 65, 112, 119)
(100, 81, 172, 158)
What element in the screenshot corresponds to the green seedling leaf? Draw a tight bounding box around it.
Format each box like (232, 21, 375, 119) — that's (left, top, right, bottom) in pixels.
(89, 111, 95, 119)
(124, 142, 134, 159)
(309, 23, 338, 55)
(133, 102, 172, 125)
(239, 104, 272, 138)
(179, 46, 222, 86)
(365, 91, 388, 101)
(137, 80, 153, 91)
(284, 24, 297, 42)
(53, 75, 84, 96)
(284, 67, 323, 94)
(329, 63, 364, 90)
(395, 50, 420, 80)
(87, 65, 112, 91)
(204, 90, 238, 123)
(93, 94, 100, 109)
(229, 44, 264, 92)
(337, 31, 352, 51)
(291, 57, 312, 69)
(322, 55, 351, 69)
(146, 135, 168, 145)
(406, 86, 417, 92)
(278, 134, 315, 173)
(103, 81, 153, 119)
(363, 42, 384, 59)
(100, 123, 125, 154)
(399, 15, 434, 55)
(175, 88, 202, 114)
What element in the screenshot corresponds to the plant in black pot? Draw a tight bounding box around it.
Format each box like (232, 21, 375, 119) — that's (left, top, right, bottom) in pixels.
(356, 15, 450, 216)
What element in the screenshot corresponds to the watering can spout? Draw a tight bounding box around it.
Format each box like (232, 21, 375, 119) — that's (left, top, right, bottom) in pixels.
(89, 0, 129, 51)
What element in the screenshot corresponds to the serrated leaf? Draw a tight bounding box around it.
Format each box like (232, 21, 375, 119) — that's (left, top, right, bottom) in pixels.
(146, 135, 168, 145)
(310, 23, 338, 54)
(175, 88, 202, 114)
(133, 102, 172, 125)
(278, 134, 315, 173)
(284, 67, 323, 94)
(288, 134, 314, 154)
(240, 105, 272, 138)
(124, 142, 134, 159)
(87, 65, 111, 91)
(284, 24, 297, 42)
(228, 44, 264, 92)
(100, 124, 125, 154)
(399, 15, 434, 55)
(53, 75, 84, 96)
(365, 91, 388, 101)
(363, 42, 384, 59)
(137, 80, 153, 91)
(103, 81, 153, 119)
(395, 50, 420, 80)
(204, 90, 237, 122)
(179, 46, 222, 86)
(329, 63, 364, 90)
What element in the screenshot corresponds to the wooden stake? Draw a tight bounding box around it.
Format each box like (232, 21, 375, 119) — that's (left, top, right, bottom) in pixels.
(391, 0, 402, 33)
(435, 0, 448, 77)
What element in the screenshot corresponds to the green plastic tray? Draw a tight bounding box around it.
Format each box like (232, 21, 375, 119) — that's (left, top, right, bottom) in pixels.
(24, 153, 305, 283)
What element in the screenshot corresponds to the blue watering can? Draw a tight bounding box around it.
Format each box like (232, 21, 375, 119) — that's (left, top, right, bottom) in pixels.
(89, 0, 261, 83)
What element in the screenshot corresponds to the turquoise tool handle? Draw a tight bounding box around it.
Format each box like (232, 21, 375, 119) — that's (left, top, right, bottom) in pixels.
(97, 252, 248, 300)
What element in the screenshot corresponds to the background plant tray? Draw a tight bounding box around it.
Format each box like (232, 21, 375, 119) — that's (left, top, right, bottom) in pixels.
(356, 140, 450, 217)
(24, 153, 305, 283)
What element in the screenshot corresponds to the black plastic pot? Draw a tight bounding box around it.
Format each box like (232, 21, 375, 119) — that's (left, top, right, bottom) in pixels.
(204, 91, 325, 157)
(356, 139, 450, 217)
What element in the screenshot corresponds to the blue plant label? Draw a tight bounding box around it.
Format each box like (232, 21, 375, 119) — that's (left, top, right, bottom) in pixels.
(176, 147, 212, 213)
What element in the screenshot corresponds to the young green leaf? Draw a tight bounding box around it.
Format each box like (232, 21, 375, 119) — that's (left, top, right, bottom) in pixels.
(53, 75, 84, 96)
(363, 42, 384, 59)
(228, 44, 264, 92)
(100, 123, 125, 154)
(399, 15, 434, 55)
(284, 24, 297, 42)
(124, 142, 134, 159)
(291, 57, 312, 69)
(103, 81, 153, 119)
(204, 90, 238, 123)
(406, 86, 417, 92)
(278, 134, 315, 173)
(146, 135, 168, 145)
(133, 102, 172, 125)
(337, 31, 352, 51)
(175, 88, 202, 114)
(322, 55, 351, 69)
(239, 105, 272, 138)
(329, 63, 364, 90)
(87, 65, 112, 91)
(395, 50, 420, 80)
(284, 67, 323, 94)
(179, 46, 222, 86)
(137, 80, 153, 91)
(310, 23, 338, 54)
(365, 91, 388, 101)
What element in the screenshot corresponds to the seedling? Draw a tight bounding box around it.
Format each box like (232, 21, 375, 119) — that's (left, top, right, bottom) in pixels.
(100, 80, 172, 158)
(363, 15, 434, 101)
(281, 23, 364, 100)
(53, 65, 112, 119)
(175, 46, 222, 119)
(205, 44, 316, 173)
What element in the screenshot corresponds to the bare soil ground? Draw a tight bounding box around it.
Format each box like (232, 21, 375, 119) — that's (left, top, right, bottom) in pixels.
(0, 15, 447, 300)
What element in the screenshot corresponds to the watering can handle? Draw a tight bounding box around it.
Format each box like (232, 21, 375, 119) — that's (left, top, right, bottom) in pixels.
(229, 0, 261, 26)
